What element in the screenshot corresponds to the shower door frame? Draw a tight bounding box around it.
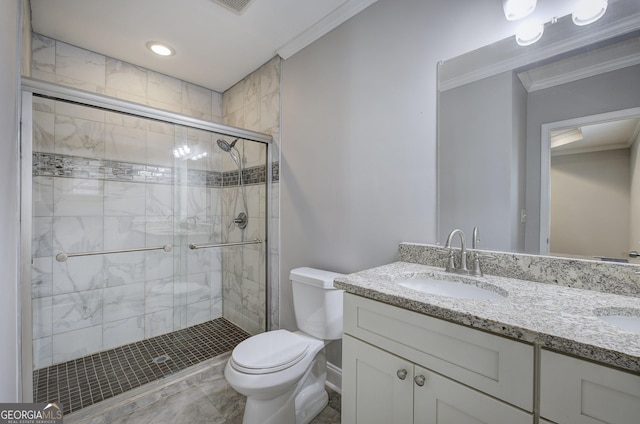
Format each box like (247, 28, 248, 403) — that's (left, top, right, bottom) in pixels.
(20, 77, 273, 401)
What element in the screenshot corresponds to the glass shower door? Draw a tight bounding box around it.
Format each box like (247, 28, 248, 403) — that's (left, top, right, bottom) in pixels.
(26, 88, 269, 412)
(173, 126, 269, 336)
(29, 95, 268, 370)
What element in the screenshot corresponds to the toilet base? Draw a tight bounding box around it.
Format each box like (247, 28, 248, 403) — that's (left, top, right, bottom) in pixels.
(294, 380, 328, 424)
(242, 386, 297, 424)
(240, 351, 328, 424)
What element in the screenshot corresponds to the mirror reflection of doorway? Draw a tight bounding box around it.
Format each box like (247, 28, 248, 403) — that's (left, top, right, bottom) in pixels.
(543, 111, 640, 262)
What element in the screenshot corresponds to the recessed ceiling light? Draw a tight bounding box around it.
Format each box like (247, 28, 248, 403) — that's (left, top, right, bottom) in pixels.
(146, 42, 175, 57)
(572, 0, 608, 26)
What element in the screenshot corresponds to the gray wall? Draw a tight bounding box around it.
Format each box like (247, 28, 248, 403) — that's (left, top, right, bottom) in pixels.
(280, 0, 523, 366)
(550, 149, 631, 258)
(525, 64, 640, 252)
(631, 133, 640, 256)
(1, 0, 21, 402)
(439, 71, 527, 251)
(512, 73, 528, 251)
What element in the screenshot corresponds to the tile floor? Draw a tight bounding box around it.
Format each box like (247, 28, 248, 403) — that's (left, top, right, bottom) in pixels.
(34, 318, 251, 415)
(64, 352, 341, 424)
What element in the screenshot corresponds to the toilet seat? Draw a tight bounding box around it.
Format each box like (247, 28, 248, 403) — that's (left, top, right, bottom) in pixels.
(231, 330, 310, 374)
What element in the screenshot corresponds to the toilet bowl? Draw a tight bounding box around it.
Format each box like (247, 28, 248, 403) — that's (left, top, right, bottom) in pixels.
(224, 267, 344, 424)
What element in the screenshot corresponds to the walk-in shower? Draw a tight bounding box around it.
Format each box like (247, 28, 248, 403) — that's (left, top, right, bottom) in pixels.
(21, 79, 271, 414)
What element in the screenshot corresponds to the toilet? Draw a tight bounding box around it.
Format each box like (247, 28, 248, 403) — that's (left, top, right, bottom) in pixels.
(224, 267, 344, 424)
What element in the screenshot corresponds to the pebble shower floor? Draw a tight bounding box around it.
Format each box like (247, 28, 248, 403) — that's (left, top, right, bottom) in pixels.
(33, 318, 250, 415)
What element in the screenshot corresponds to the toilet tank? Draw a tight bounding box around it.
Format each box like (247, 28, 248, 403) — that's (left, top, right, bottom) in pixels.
(290, 267, 345, 340)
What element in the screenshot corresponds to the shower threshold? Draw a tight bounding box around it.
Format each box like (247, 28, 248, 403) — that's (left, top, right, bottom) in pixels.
(33, 318, 251, 415)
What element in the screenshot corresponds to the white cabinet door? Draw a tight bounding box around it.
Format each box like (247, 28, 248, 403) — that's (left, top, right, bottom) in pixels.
(342, 334, 414, 424)
(541, 349, 640, 424)
(414, 365, 533, 424)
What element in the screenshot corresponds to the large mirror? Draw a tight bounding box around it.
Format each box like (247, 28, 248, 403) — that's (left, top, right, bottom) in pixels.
(437, 0, 640, 263)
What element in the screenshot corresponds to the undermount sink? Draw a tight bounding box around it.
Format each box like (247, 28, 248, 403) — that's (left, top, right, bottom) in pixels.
(596, 308, 640, 335)
(396, 277, 506, 300)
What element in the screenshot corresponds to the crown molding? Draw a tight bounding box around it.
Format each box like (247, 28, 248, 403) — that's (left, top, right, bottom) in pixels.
(518, 37, 640, 92)
(276, 0, 379, 59)
(439, 11, 640, 92)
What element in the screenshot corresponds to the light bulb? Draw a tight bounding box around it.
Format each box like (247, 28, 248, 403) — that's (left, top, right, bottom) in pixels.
(515, 21, 544, 46)
(503, 0, 537, 21)
(572, 0, 608, 26)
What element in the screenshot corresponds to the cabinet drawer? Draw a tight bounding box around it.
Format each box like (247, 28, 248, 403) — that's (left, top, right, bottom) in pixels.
(540, 349, 640, 424)
(344, 293, 534, 411)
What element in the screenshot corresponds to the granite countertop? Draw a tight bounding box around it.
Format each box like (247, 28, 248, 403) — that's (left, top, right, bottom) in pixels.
(334, 261, 640, 374)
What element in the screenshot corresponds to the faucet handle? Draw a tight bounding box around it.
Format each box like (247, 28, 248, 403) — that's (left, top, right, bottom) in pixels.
(470, 252, 496, 276)
(437, 248, 456, 272)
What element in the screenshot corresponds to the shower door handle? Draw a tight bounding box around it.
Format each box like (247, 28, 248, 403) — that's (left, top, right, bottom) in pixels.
(189, 238, 264, 250)
(56, 244, 172, 262)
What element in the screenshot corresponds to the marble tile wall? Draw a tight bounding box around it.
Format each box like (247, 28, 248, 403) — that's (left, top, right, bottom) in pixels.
(222, 57, 281, 333)
(29, 36, 274, 367)
(31, 34, 223, 122)
(30, 97, 232, 368)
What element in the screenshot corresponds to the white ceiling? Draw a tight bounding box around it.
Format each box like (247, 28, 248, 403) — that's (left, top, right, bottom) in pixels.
(30, 0, 378, 93)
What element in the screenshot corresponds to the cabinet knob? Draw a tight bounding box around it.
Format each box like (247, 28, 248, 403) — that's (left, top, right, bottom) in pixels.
(414, 375, 426, 386)
(396, 369, 408, 380)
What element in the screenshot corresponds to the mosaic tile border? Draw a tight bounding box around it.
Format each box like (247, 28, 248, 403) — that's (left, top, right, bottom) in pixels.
(33, 318, 251, 415)
(33, 152, 279, 186)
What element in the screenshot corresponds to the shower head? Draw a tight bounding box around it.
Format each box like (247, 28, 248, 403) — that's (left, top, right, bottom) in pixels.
(217, 138, 240, 165)
(217, 138, 238, 153)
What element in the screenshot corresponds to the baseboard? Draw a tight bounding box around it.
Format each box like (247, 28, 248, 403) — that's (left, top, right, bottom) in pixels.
(325, 361, 342, 394)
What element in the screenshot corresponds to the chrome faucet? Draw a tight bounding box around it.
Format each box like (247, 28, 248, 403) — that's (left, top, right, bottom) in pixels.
(443, 229, 470, 275)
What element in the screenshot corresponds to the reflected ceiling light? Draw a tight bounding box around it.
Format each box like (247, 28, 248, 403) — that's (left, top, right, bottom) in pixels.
(173, 145, 208, 161)
(173, 145, 191, 158)
(572, 0, 608, 26)
(503, 0, 537, 21)
(550, 128, 583, 149)
(515, 21, 544, 46)
(146, 41, 175, 56)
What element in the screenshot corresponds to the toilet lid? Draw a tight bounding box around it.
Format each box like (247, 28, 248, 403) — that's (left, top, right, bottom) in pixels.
(231, 330, 309, 374)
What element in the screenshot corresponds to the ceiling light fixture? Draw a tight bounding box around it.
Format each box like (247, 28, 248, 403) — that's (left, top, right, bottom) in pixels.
(550, 128, 583, 149)
(146, 42, 175, 57)
(515, 21, 544, 46)
(503, 0, 537, 21)
(572, 0, 608, 26)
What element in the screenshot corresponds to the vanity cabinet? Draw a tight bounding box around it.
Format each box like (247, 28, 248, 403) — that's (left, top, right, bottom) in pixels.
(343, 334, 533, 423)
(540, 349, 640, 424)
(342, 293, 534, 423)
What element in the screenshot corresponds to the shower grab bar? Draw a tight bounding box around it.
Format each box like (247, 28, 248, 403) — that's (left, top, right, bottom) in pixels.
(188, 238, 264, 250)
(56, 244, 172, 263)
